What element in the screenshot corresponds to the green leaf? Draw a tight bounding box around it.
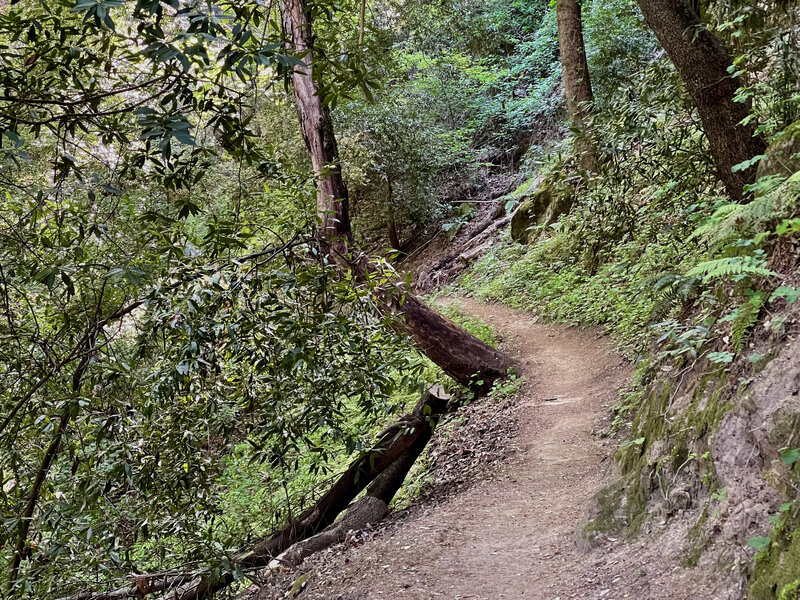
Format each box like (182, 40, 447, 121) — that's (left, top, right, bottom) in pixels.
(33, 266, 59, 290)
(780, 449, 800, 465)
(171, 129, 196, 146)
(708, 351, 735, 364)
(731, 155, 766, 173)
(359, 81, 374, 104)
(747, 536, 771, 551)
(776, 218, 800, 237)
(769, 286, 800, 304)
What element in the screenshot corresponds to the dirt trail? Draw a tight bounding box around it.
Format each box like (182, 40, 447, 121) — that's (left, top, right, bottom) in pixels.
(253, 298, 724, 600)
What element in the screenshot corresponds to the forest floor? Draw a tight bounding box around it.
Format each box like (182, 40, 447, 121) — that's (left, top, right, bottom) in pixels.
(250, 297, 725, 600)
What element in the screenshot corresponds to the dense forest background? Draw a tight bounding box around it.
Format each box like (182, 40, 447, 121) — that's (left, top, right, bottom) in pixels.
(1, 0, 800, 597)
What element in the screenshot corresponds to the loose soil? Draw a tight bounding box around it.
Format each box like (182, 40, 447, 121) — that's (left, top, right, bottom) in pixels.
(250, 297, 727, 600)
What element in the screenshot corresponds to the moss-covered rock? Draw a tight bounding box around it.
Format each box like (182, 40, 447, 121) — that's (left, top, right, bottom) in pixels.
(749, 508, 800, 600)
(579, 478, 629, 549)
(581, 366, 734, 551)
(758, 121, 800, 181)
(510, 178, 572, 244)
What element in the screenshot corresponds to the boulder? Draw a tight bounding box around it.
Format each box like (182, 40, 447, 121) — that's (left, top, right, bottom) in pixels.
(757, 121, 800, 180)
(510, 178, 572, 244)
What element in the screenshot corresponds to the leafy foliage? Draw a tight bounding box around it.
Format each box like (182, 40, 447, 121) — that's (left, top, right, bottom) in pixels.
(2, 0, 800, 594)
(686, 256, 777, 282)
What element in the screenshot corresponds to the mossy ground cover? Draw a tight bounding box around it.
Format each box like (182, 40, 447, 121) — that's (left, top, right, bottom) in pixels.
(750, 505, 800, 600)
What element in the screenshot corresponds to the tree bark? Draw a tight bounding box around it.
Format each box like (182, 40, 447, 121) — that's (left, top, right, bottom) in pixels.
(386, 179, 401, 251)
(556, 0, 596, 172)
(267, 496, 388, 570)
(397, 296, 511, 393)
(245, 386, 451, 564)
(279, 0, 514, 391)
(387, 217, 401, 252)
(279, 0, 351, 249)
(636, 0, 766, 200)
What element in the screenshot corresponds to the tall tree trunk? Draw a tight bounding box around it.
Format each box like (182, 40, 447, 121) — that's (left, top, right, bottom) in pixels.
(636, 0, 766, 200)
(279, 0, 351, 250)
(279, 0, 514, 391)
(386, 179, 402, 252)
(556, 0, 596, 172)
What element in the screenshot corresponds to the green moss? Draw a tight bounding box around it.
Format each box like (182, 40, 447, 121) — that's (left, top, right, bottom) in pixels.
(435, 302, 498, 346)
(677, 368, 733, 440)
(779, 581, 800, 600)
(596, 363, 735, 544)
(510, 176, 538, 198)
(750, 507, 800, 600)
(509, 179, 573, 244)
(682, 504, 712, 567)
(582, 479, 628, 542)
(625, 470, 652, 535)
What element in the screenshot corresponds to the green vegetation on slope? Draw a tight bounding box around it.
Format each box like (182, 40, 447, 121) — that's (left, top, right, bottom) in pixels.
(1, 0, 800, 596)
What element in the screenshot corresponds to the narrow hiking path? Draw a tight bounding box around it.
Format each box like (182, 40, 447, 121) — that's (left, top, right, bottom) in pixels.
(253, 298, 724, 600)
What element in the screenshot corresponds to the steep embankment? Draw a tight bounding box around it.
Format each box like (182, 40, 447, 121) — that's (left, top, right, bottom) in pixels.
(246, 298, 736, 599)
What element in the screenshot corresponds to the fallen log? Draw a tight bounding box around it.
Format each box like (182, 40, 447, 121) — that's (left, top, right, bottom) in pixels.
(245, 385, 451, 562)
(59, 575, 192, 600)
(69, 387, 453, 600)
(267, 496, 389, 570)
(415, 209, 512, 293)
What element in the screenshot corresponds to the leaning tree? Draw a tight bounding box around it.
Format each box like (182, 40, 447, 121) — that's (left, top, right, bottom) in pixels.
(636, 0, 766, 200)
(278, 0, 513, 391)
(0, 0, 513, 596)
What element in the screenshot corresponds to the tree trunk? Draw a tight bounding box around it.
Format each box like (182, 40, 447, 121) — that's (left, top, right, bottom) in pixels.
(279, 0, 351, 249)
(386, 179, 401, 251)
(279, 0, 514, 391)
(556, 0, 596, 172)
(268, 496, 388, 570)
(69, 388, 453, 600)
(398, 296, 511, 393)
(636, 0, 766, 200)
(364, 415, 435, 504)
(245, 387, 451, 564)
(387, 217, 401, 252)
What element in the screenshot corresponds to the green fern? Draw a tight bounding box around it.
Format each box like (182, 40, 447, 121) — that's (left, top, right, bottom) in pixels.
(648, 273, 702, 319)
(731, 292, 765, 352)
(690, 195, 779, 250)
(688, 203, 744, 244)
(687, 256, 778, 282)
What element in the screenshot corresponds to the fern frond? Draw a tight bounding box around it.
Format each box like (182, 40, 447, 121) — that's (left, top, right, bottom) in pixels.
(648, 273, 703, 320)
(689, 195, 780, 250)
(687, 257, 778, 282)
(731, 292, 765, 352)
(688, 203, 745, 244)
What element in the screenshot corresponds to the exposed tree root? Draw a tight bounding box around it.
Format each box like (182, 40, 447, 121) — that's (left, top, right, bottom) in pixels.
(268, 497, 389, 570)
(63, 386, 455, 600)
